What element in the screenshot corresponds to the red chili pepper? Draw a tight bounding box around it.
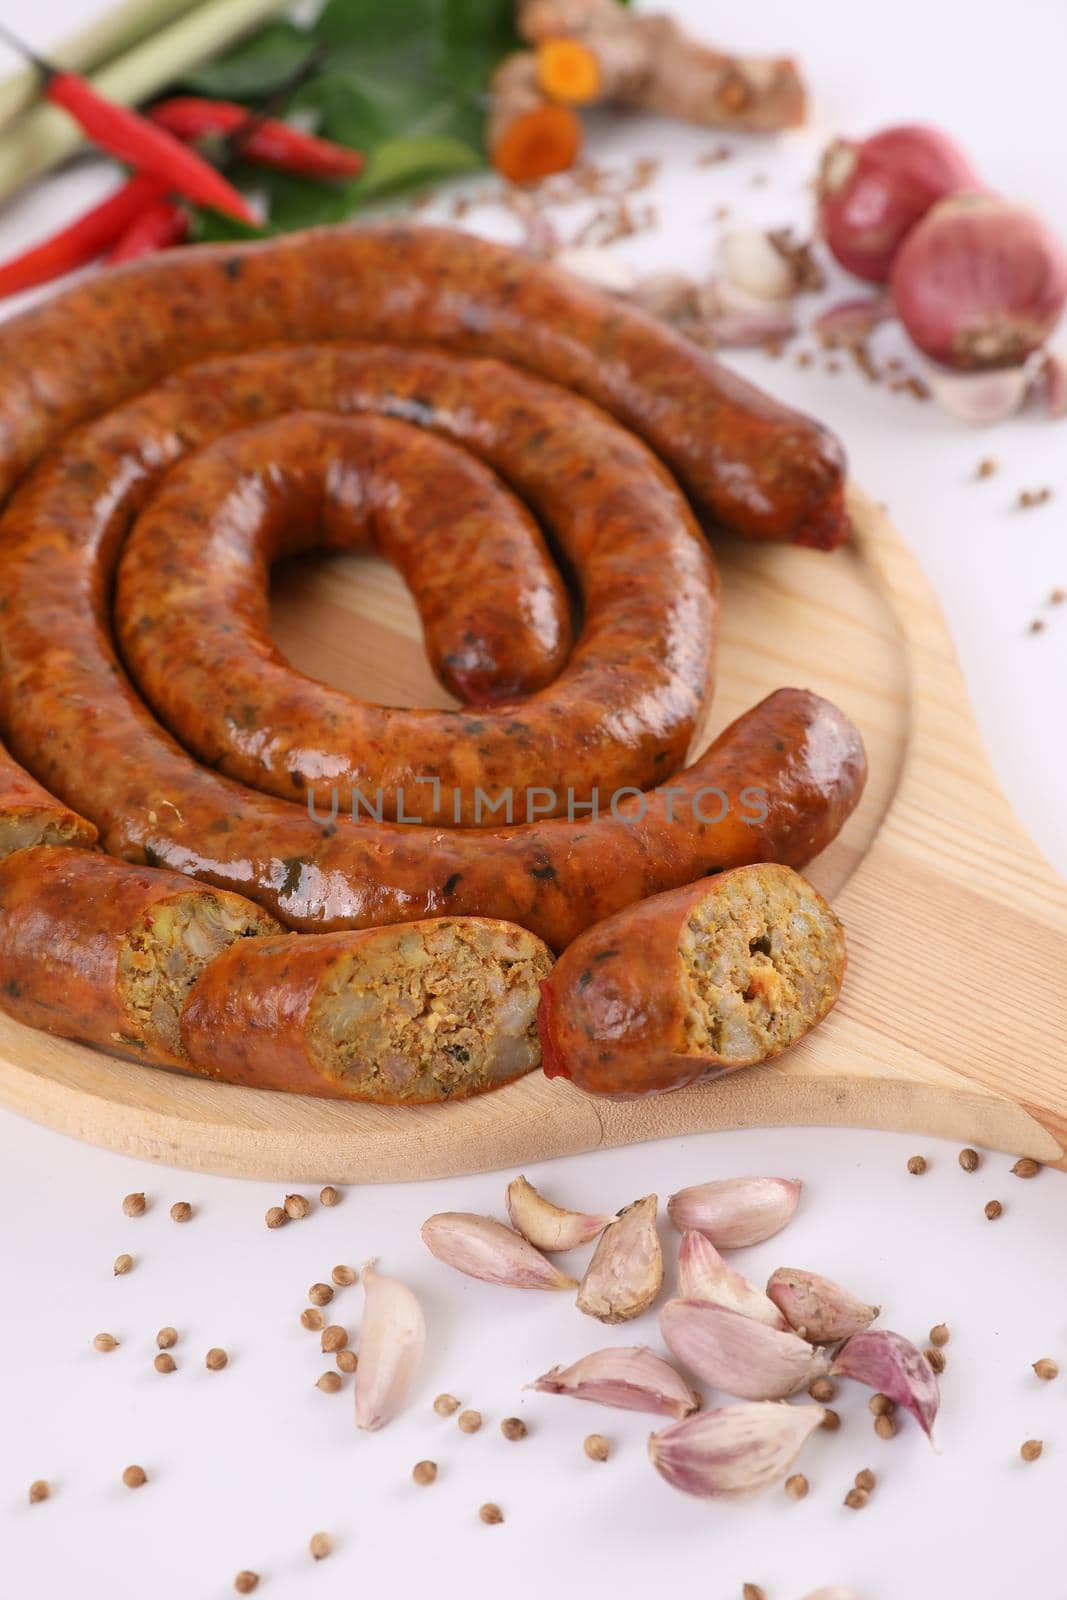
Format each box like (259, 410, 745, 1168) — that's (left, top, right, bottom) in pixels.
(44, 74, 257, 224)
(107, 196, 190, 264)
(150, 97, 364, 180)
(0, 173, 164, 299)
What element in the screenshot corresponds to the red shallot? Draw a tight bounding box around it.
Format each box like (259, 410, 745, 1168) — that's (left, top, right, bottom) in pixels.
(892, 195, 1067, 369)
(817, 123, 980, 283)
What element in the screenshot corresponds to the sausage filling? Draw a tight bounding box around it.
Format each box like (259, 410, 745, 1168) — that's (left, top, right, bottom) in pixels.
(0, 815, 86, 858)
(680, 865, 845, 1064)
(118, 893, 276, 1058)
(307, 920, 553, 1101)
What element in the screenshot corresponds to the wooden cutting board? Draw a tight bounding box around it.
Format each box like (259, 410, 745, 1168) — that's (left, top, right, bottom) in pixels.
(1, 485, 1065, 1180)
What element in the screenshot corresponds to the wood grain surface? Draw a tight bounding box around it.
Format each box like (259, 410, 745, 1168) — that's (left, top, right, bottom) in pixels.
(0, 485, 1063, 1179)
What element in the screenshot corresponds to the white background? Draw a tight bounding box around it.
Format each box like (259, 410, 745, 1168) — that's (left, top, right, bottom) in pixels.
(1, 3, 1066, 1598)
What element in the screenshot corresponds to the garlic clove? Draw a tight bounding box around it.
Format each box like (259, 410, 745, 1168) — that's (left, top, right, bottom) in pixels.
(554, 246, 638, 295)
(678, 1231, 788, 1329)
(529, 1345, 699, 1419)
(667, 1177, 801, 1248)
(923, 362, 1031, 424)
(627, 270, 700, 323)
(706, 302, 797, 349)
(830, 1328, 940, 1439)
(420, 1212, 579, 1291)
(649, 1401, 825, 1498)
(660, 1299, 829, 1400)
(813, 294, 895, 345)
(577, 1194, 663, 1324)
(505, 1175, 612, 1253)
(766, 1267, 880, 1343)
(720, 228, 796, 302)
(1039, 347, 1067, 418)
(354, 1260, 425, 1432)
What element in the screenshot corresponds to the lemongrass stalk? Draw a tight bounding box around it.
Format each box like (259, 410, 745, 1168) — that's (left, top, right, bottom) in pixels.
(0, 0, 205, 131)
(0, 0, 292, 208)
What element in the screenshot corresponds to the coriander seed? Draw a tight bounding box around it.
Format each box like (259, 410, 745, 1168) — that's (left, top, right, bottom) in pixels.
(479, 1503, 503, 1525)
(29, 1480, 50, 1504)
(434, 1394, 460, 1417)
(959, 1147, 980, 1172)
(925, 1347, 946, 1374)
(331, 1265, 357, 1287)
(316, 1371, 342, 1393)
(265, 1206, 287, 1230)
(844, 1486, 870, 1510)
(154, 1352, 176, 1374)
(308, 1283, 334, 1307)
(284, 1193, 310, 1220)
(170, 1201, 193, 1223)
(234, 1574, 259, 1595)
(336, 1349, 358, 1374)
(742, 1587, 766, 1600)
(855, 1468, 876, 1492)
(1033, 1358, 1059, 1381)
(985, 1199, 1004, 1220)
(907, 1154, 927, 1175)
(122, 1465, 147, 1488)
(309, 1532, 332, 1561)
(319, 1186, 341, 1206)
(976, 456, 998, 478)
(784, 1474, 809, 1500)
(300, 1307, 324, 1331)
(412, 1460, 437, 1486)
(122, 1192, 147, 1218)
(1021, 1439, 1043, 1461)
(458, 1409, 482, 1434)
(821, 1408, 841, 1431)
(874, 1414, 897, 1440)
(929, 1323, 950, 1347)
(93, 1331, 119, 1352)
(501, 1418, 527, 1441)
(1012, 1158, 1040, 1179)
(321, 1324, 348, 1353)
(809, 1376, 835, 1402)
(113, 1253, 134, 1276)
(156, 1327, 178, 1350)
(205, 1348, 228, 1371)
(584, 1433, 609, 1462)
(869, 1393, 896, 1416)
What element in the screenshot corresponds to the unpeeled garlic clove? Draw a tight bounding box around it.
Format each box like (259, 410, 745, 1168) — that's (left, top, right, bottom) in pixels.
(420, 1212, 578, 1291)
(1040, 347, 1067, 418)
(766, 1267, 880, 1343)
(506, 1175, 611, 1253)
(660, 1299, 829, 1400)
(830, 1328, 940, 1439)
(627, 269, 700, 322)
(667, 1177, 801, 1248)
(554, 246, 638, 295)
(529, 1345, 698, 1419)
(649, 1401, 825, 1498)
(678, 1231, 788, 1329)
(354, 1260, 425, 1431)
(813, 294, 894, 345)
(923, 362, 1031, 424)
(720, 228, 796, 301)
(577, 1194, 663, 1324)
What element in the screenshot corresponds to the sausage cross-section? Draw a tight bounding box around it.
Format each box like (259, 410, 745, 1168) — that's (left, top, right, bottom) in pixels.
(538, 864, 847, 1096)
(0, 737, 97, 858)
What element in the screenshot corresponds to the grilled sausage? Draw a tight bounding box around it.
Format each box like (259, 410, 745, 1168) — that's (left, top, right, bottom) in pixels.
(0, 737, 97, 858)
(0, 846, 280, 1065)
(113, 393, 717, 822)
(180, 918, 554, 1102)
(0, 222, 848, 548)
(538, 864, 846, 1096)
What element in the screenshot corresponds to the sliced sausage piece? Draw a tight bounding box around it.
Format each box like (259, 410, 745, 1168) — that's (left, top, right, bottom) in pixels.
(538, 864, 846, 1096)
(0, 222, 848, 548)
(0, 737, 97, 857)
(114, 403, 714, 820)
(180, 918, 553, 1102)
(0, 847, 280, 1066)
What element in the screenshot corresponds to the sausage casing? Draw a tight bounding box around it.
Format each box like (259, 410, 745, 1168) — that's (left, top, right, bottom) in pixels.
(180, 918, 554, 1103)
(538, 864, 846, 1096)
(0, 846, 280, 1065)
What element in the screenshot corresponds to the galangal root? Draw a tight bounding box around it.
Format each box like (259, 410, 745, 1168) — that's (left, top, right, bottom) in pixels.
(489, 0, 807, 181)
